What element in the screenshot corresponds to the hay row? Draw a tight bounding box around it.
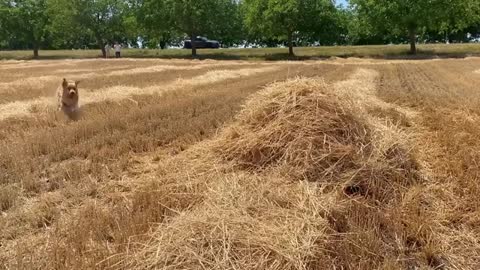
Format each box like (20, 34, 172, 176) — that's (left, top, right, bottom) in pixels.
(0, 66, 281, 121)
(125, 69, 424, 269)
(0, 61, 262, 92)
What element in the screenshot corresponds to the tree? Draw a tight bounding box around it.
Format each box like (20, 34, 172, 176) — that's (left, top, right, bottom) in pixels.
(243, 0, 336, 56)
(172, 0, 240, 56)
(142, 0, 239, 56)
(122, 0, 144, 48)
(350, 0, 426, 54)
(0, 0, 50, 58)
(47, 0, 91, 50)
(350, 0, 480, 54)
(301, 1, 346, 46)
(0, 1, 9, 48)
(209, 0, 245, 47)
(138, 0, 178, 49)
(50, 0, 127, 57)
(436, 0, 480, 43)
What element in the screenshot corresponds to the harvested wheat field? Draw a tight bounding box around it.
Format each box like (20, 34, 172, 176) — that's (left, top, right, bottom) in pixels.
(1, 57, 480, 270)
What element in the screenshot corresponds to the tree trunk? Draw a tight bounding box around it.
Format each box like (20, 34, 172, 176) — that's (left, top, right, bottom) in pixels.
(190, 33, 197, 57)
(288, 31, 294, 57)
(97, 38, 106, 58)
(408, 27, 417, 55)
(33, 42, 39, 59)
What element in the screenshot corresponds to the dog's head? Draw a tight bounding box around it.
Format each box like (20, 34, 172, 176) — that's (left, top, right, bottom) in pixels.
(62, 78, 80, 98)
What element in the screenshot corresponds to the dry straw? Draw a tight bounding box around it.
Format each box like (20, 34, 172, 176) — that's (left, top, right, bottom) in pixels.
(217, 78, 370, 181)
(127, 73, 423, 269)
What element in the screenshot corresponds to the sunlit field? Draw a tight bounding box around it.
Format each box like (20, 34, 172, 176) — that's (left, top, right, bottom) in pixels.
(1, 57, 480, 269)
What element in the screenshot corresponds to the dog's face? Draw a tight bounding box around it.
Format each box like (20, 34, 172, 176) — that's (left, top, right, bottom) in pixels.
(62, 78, 80, 98)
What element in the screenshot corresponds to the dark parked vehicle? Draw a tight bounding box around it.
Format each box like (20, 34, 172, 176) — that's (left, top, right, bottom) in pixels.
(184, 36, 220, 49)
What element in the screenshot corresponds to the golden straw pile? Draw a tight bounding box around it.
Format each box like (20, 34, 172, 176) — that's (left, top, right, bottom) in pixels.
(123, 77, 431, 269)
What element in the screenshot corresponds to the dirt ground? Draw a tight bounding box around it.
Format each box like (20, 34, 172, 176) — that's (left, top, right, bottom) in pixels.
(1, 57, 480, 269)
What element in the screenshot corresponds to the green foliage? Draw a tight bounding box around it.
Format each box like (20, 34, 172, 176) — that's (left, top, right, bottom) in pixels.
(71, 0, 126, 43)
(0, 0, 479, 55)
(46, 0, 91, 49)
(0, 0, 50, 57)
(122, 0, 143, 47)
(0, 1, 9, 46)
(302, 2, 349, 45)
(350, 0, 480, 53)
(48, 0, 128, 56)
(209, 0, 245, 47)
(242, 0, 337, 55)
(140, 0, 240, 55)
(138, 0, 179, 49)
(436, 0, 480, 37)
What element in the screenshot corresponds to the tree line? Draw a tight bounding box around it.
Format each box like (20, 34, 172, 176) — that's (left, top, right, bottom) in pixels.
(0, 0, 479, 58)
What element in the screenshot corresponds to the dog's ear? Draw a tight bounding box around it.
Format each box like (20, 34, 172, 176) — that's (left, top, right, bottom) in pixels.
(75, 80, 80, 87)
(62, 78, 68, 88)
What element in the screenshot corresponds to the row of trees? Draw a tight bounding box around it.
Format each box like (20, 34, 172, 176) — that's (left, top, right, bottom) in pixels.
(0, 0, 479, 58)
(351, 0, 480, 54)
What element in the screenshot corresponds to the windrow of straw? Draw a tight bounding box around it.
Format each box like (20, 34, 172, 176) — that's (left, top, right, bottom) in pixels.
(217, 75, 418, 202)
(126, 72, 428, 269)
(217, 79, 370, 182)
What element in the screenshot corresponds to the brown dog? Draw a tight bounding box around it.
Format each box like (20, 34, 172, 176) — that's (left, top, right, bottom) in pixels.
(56, 78, 80, 119)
